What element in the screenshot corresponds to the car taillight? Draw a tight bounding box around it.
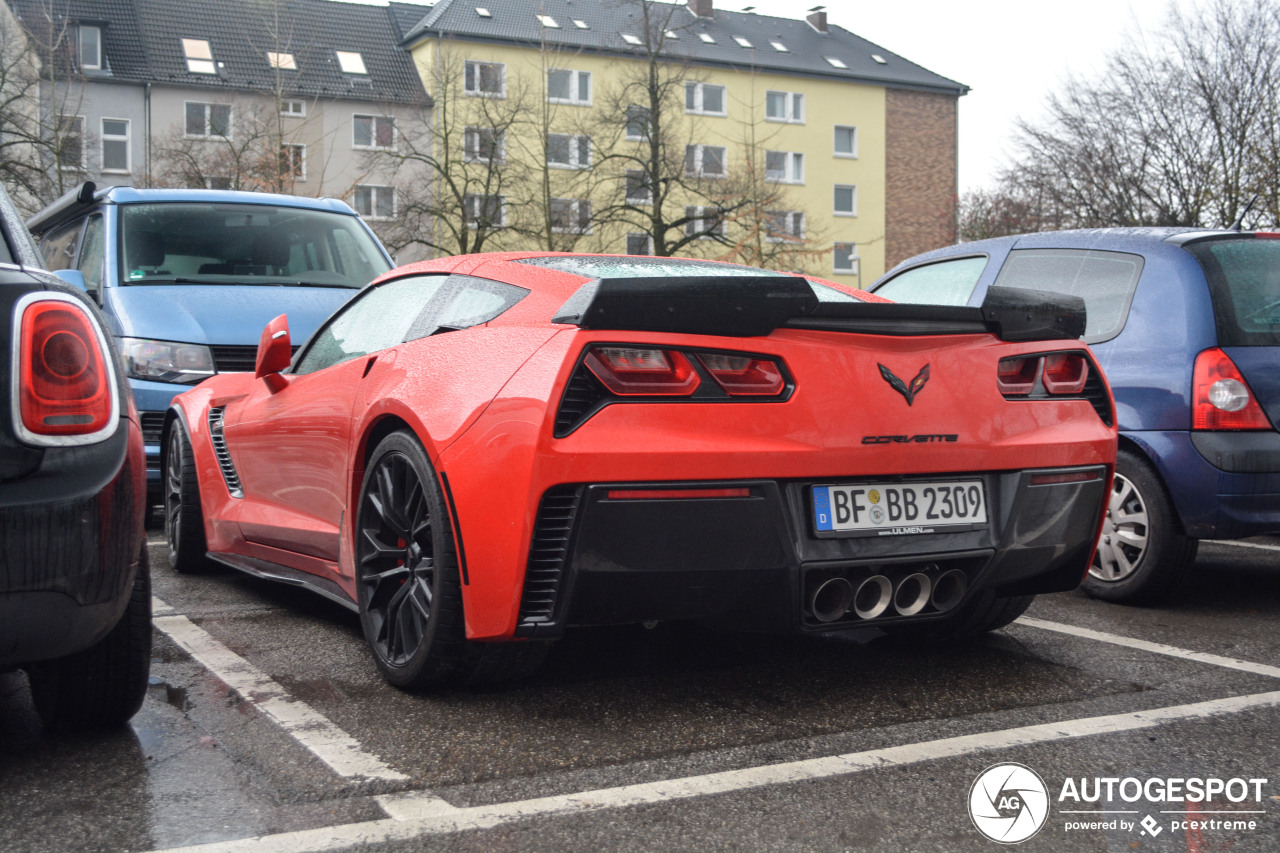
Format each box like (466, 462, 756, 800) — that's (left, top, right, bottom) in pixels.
(585, 347, 700, 395)
(14, 294, 118, 443)
(1192, 347, 1272, 430)
(996, 356, 1039, 396)
(697, 353, 786, 396)
(1042, 353, 1089, 395)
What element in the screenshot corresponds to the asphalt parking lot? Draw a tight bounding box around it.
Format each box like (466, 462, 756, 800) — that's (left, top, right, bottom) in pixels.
(2, 534, 1278, 852)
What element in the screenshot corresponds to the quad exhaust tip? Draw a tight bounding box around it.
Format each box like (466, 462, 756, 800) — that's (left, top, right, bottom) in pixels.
(929, 568, 968, 613)
(805, 564, 970, 623)
(853, 575, 892, 620)
(809, 577, 854, 623)
(893, 572, 932, 616)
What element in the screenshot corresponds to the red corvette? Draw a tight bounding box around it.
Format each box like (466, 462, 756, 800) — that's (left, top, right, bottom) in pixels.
(163, 253, 1117, 689)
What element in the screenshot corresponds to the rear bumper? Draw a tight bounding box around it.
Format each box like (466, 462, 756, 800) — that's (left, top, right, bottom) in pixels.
(0, 420, 145, 667)
(513, 465, 1109, 638)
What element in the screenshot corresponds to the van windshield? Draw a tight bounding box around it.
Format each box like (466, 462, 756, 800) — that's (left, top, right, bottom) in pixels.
(118, 203, 390, 288)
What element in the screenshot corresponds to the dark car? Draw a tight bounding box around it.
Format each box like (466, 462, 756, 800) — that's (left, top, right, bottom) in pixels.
(870, 228, 1280, 603)
(1, 183, 149, 730)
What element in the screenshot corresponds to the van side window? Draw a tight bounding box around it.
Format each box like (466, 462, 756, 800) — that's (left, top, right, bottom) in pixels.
(75, 214, 106, 296)
(39, 220, 84, 271)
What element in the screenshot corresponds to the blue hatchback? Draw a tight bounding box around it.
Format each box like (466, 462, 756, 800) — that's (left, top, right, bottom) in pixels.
(871, 228, 1280, 603)
(27, 184, 393, 504)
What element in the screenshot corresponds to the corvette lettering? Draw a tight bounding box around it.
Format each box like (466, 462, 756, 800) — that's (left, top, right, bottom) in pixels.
(862, 434, 959, 444)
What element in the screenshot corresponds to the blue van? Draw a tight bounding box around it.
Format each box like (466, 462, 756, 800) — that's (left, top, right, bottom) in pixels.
(27, 183, 394, 505)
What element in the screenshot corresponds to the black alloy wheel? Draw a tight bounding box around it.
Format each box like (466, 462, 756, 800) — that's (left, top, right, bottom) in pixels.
(164, 420, 210, 572)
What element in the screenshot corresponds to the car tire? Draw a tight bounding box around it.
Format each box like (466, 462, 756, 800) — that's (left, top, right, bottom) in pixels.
(885, 590, 1034, 644)
(355, 431, 470, 690)
(164, 420, 211, 573)
(27, 547, 152, 732)
(1083, 448, 1198, 604)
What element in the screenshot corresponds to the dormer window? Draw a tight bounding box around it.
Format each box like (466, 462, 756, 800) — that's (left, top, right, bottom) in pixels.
(182, 38, 216, 74)
(336, 51, 367, 75)
(267, 51, 296, 70)
(79, 25, 102, 71)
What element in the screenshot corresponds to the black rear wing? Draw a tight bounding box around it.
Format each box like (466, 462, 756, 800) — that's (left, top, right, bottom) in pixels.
(553, 276, 1086, 343)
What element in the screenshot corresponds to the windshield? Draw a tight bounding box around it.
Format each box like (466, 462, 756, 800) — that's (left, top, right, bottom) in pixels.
(119, 202, 391, 288)
(1185, 237, 1280, 347)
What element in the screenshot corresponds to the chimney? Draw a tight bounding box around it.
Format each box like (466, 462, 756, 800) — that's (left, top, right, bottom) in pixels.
(688, 0, 713, 19)
(807, 8, 828, 33)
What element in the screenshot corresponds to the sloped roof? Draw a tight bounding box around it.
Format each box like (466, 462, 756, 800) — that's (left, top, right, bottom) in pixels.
(6, 0, 432, 104)
(7, 0, 151, 79)
(400, 0, 967, 96)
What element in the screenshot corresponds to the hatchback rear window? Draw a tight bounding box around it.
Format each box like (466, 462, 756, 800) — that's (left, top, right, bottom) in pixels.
(1184, 237, 1280, 347)
(993, 249, 1143, 343)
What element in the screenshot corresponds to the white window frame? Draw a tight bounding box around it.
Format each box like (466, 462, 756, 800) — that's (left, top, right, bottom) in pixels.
(765, 210, 804, 243)
(267, 51, 297, 70)
(685, 205, 725, 239)
(353, 114, 395, 150)
(464, 193, 506, 228)
(464, 60, 506, 97)
(625, 105, 650, 141)
(280, 99, 306, 117)
(335, 51, 367, 75)
(765, 151, 804, 184)
(547, 133, 591, 169)
(79, 25, 102, 71)
(685, 144, 727, 179)
(353, 185, 395, 220)
(834, 125, 858, 158)
(181, 38, 216, 74)
(100, 118, 130, 174)
(685, 81, 727, 116)
(834, 243, 859, 274)
(184, 102, 232, 138)
(765, 90, 804, 124)
(546, 68, 592, 106)
(464, 126, 505, 163)
(280, 143, 306, 180)
(834, 184, 858, 216)
(550, 198, 592, 234)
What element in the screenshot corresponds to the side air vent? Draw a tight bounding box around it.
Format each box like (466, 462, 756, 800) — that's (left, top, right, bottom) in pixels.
(516, 485, 583, 631)
(554, 369, 608, 437)
(208, 407, 243, 498)
(1082, 367, 1114, 427)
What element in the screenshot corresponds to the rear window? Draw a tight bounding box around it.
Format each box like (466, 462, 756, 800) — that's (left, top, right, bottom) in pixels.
(1184, 237, 1280, 347)
(872, 256, 987, 306)
(993, 249, 1143, 343)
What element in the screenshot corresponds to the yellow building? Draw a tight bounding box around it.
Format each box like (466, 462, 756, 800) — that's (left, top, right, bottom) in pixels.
(398, 0, 966, 286)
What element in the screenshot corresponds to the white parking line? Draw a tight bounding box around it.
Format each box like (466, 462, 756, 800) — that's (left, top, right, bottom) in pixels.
(151, 597, 408, 783)
(1017, 617, 1280, 679)
(1214, 539, 1280, 552)
(148, 689, 1280, 853)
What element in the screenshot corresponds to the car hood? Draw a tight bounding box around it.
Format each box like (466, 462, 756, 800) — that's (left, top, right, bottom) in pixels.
(1226, 346, 1280, 430)
(103, 284, 356, 345)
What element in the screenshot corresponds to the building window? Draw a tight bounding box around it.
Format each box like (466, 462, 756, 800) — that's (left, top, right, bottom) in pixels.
(626, 233, 653, 255)
(279, 143, 305, 180)
(547, 68, 591, 105)
(202, 176, 233, 190)
(625, 170, 652, 204)
(547, 133, 590, 169)
(685, 82, 726, 116)
(101, 118, 129, 173)
(621, 33, 643, 46)
(464, 60, 505, 96)
(181, 38, 216, 74)
(834, 125, 858, 157)
(685, 206, 725, 239)
(79, 25, 102, 71)
(354, 185, 395, 220)
(834, 242, 858, 273)
(766, 211, 804, 242)
(57, 115, 84, 172)
(765, 91, 804, 123)
(185, 102, 231, 138)
(353, 115, 395, 149)
(280, 99, 306, 117)
(765, 151, 804, 184)
(536, 13, 559, 28)
(464, 193, 505, 228)
(267, 51, 296, 70)
(834, 184, 857, 216)
(550, 198, 592, 234)
(464, 127, 505, 163)
(685, 144, 726, 178)
(625, 105, 650, 141)
(335, 51, 367, 75)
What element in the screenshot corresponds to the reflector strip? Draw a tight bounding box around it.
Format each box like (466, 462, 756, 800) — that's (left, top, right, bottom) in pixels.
(1030, 471, 1100, 486)
(607, 488, 752, 500)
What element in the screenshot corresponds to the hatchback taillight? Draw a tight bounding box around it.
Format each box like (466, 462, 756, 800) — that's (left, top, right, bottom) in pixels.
(13, 294, 118, 444)
(1192, 347, 1272, 430)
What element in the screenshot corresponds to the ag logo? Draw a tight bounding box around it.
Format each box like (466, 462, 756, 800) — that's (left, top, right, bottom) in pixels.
(968, 762, 1049, 844)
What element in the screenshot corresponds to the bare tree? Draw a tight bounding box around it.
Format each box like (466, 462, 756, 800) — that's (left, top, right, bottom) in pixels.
(998, 0, 1280, 230)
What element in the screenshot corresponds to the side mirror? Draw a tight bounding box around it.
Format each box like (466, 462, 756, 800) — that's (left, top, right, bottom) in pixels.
(53, 269, 88, 290)
(255, 314, 291, 391)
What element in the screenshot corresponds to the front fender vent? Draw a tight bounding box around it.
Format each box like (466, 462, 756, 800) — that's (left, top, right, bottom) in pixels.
(516, 485, 583, 633)
(208, 407, 243, 498)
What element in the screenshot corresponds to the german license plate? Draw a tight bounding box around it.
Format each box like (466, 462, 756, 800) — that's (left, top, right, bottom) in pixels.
(812, 480, 987, 535)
